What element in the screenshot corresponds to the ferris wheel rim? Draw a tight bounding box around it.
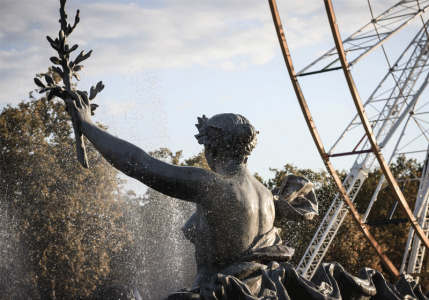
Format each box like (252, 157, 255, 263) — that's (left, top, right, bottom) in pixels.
(268, 0, 400, 278)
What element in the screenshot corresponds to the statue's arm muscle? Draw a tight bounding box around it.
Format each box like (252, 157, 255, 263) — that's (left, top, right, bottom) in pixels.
(81, 122, 219, 202)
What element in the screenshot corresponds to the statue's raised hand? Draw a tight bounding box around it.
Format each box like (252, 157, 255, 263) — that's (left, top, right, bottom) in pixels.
(65, 89, 95, 130)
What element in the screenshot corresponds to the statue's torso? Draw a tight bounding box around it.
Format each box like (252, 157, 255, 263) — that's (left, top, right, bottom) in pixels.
(191, 170, 275, 287)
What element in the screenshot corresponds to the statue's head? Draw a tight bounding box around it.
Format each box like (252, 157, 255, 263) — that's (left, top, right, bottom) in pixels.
(195, 114, 258, 168)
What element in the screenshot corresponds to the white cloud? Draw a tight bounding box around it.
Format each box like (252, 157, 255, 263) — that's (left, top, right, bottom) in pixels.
(219, 60, 235, 71)
(0, 0, 418, 105)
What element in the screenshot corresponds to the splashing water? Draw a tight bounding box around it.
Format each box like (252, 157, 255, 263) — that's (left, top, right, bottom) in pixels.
(99, 63, 198, 298)
(120, 190, 196, 299)
(0, 201, 40, 299)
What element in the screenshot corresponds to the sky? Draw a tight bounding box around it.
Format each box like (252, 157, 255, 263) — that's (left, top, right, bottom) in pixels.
(1, 0, 428, 195)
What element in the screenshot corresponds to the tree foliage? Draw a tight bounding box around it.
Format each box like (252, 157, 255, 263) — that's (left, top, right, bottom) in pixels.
(181, 150, 209, 170)
(0, 84, 131, 299)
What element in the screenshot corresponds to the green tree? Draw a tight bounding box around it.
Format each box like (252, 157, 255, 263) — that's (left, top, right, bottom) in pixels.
(0, 77, 131, 299)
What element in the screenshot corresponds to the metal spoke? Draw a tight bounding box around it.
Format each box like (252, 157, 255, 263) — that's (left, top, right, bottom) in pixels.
(413, 116, 429, 141)
(417, 101, 429, 111)
(398, 128, 429, 151)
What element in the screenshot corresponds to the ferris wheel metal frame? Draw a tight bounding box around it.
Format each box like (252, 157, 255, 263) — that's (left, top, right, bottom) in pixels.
(269, 0, 429, 280)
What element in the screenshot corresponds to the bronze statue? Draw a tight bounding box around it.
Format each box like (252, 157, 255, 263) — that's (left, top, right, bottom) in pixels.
(65, 91, 317, 292)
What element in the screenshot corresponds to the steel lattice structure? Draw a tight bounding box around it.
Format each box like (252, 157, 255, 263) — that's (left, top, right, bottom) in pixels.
(269, 0, 429, 281)
(298, 0, 429, 76)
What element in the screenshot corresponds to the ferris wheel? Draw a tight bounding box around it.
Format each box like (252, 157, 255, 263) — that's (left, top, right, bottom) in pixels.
(269, 0, 429, 280)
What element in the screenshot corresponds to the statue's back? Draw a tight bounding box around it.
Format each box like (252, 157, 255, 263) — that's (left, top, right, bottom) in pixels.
(190, 169, 275, 288)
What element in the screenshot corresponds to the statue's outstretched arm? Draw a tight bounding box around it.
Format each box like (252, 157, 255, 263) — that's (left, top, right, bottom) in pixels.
(65, 90, 220, 203)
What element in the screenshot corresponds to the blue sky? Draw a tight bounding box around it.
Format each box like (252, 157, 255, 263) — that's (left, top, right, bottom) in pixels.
(1, 0, 428, 194)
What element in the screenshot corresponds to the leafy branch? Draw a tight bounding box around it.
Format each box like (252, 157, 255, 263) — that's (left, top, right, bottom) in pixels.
(34, 0, 104, 168)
